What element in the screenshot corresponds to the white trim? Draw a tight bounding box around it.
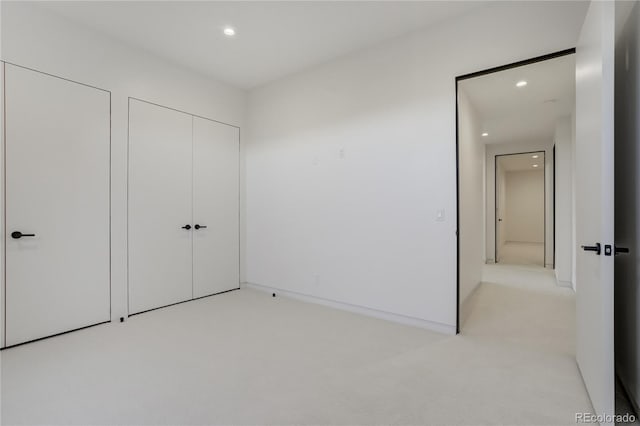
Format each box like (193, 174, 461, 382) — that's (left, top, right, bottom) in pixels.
(242, 282, 456, 335)
(460, 281, 482, 327)
(556, 280, 573, 289)
(554, 269, 573, 289)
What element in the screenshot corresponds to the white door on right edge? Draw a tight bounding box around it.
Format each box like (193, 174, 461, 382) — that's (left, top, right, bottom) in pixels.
(192, 117, 240, 298)
(575, 1, 615, 423)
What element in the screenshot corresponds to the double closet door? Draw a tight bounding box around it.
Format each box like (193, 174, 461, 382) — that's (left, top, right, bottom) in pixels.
(128, 99, 239, 315)
(3, 63, 111, 347)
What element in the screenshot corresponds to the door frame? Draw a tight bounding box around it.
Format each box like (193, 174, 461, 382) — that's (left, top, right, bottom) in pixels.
(493, 151, 546, 266)
(454, 48, 575, 333)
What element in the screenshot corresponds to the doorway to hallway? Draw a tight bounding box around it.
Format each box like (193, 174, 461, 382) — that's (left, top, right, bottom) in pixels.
(455, 48, 575, 332)
(495, 151, 546, 267)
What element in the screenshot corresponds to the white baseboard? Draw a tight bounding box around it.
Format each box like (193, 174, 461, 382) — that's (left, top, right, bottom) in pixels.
(242, 282, 456, 335)
(460, 281, 482, 328)
(556, 280, 573, 289)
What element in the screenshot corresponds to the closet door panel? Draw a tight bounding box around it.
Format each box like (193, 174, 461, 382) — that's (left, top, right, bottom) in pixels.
(193, 118, 239, 297)
(4, 64, 110, 346)
(128, 99, 193, 314)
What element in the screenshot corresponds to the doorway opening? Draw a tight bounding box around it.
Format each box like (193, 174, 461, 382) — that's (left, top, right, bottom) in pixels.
(455, 48, 575, 333)
(494, 151, 546, 267)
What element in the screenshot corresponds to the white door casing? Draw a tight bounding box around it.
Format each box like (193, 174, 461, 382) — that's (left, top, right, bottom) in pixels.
(192, 117, 240, 298)
(4, 64, 111, 347)
(575, 1, 616, 422)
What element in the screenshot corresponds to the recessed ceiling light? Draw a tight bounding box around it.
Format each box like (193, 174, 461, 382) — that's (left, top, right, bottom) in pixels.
(532, 164, 539, 168)
(516, 80, 528, 88)
(223, 27, 236, 37)
(532, 155, 539, 159)
(481, 132, 489, 137)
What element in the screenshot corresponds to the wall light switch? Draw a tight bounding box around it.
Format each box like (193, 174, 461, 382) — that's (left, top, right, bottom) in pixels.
(436, 209, 445, 222)
(338, 147, 345, 159)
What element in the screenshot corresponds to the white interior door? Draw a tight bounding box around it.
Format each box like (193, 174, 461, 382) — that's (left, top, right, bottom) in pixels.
(613, 0, 640, 412)
(496, 160, 506, 263)
(193, 117, 239, 298)
(575, 1, 615, 422)
(4, 64, 111, 347)
(128, 99, 193, 314)
(1, 62, 5, 347)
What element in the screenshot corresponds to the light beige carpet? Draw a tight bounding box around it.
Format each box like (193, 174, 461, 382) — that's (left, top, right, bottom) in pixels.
(498, 242, 545, 267)
(1, 265, 593, 425)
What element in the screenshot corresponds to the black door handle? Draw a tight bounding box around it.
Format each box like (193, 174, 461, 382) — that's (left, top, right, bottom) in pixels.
(182, 225, 191, 230)
(615, 246, 630, 255)
(11, 231, 35, 239)
(581, 243, 601, 255)
(194, 224, 207, 230)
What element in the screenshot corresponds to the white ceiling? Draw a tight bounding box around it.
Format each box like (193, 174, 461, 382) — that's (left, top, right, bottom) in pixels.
(38, 1, 489, 89)
(498, 152, 545, 172)
(459, 54, 575, 145)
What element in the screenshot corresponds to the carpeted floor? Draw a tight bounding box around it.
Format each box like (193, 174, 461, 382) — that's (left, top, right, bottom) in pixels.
(1, 264, 593, 425)
(497, 242, 545, 267)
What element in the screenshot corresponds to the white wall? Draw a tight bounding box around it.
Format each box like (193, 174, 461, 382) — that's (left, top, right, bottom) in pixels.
(0, 2, 246, 327)
(486, 141, 554, 266)
(245, 2, 586, 332)
(0, 1, 586, 336)
(554, 117, 574, 286)
(614, 0, 640, 413)
(504, 170, 545, 243)
(457, 89, 485, 319)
